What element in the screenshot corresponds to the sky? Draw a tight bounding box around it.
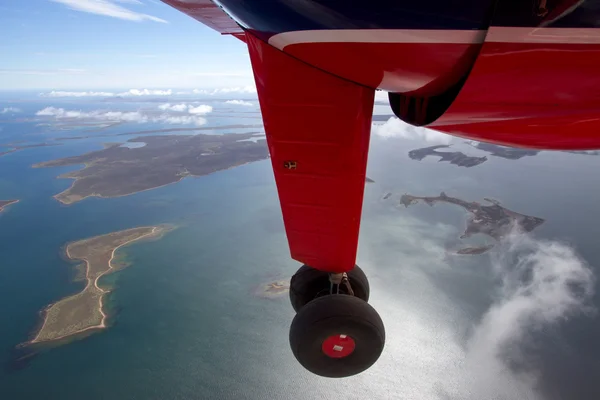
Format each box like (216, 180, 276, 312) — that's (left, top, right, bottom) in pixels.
(1, 0, 254, 90)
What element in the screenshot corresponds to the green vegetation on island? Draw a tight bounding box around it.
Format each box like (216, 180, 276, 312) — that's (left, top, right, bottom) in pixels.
(32, 226, 169, 344)
(33, 133, 269, 204)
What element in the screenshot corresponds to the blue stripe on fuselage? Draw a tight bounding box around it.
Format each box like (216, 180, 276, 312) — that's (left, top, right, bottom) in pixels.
(214, 0, 496, 36)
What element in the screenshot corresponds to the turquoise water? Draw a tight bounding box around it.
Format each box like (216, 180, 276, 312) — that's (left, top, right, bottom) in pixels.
(2, 101, 600, 399)
(0, 135, 304, 398)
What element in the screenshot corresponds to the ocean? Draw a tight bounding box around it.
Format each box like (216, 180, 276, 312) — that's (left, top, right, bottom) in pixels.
(1, 94, 599, 400)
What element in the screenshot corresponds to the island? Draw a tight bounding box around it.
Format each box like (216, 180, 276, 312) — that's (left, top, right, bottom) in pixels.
(256, 280, 290, 298)
(408, 145, 487, 167)
(32, 226, 168, 343)
(400, 192, 545, 254)
(54, 124, 265, 141)
(33, 133, 270, 204)
(564, 150, 600, 156)
(466, 142, 539, 160)
(410, 142, 600, 169)
(0, 143, 61, 157)
(467, 142, 600, 159)
(0, 199, 19, 212)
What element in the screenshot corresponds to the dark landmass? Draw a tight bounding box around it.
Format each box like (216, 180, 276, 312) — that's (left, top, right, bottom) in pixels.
(34, 133, 269, 204)
(468, 142, 600, 159)
(113, 125, 264, 137)
(400, 192, 544, 253)
(563, 150, 600, 156)
(366, 177, 375, 183)
(409, 142, 600, 170)
(37, 121, 124, 132)
(408, 145, 487, 167)
(54, 125, 264, 141)
(0, 199, 19, 212)
(467, 142, 539, 160)
(0, 143, 61, 157)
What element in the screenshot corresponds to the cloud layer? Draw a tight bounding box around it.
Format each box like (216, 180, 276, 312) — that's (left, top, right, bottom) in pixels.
(193, 86, 257, 95)
(43, 91, 116, 97)
(123, 88, 172, 96)
(465, 231, 594, 394)
(157, 103, 213, 114)
(225, 100, 253, 107)
(51, 0, 167, 23)
(1, 107, 21, 114)
(38, 87, 260, 98)
(359, 208, 594, 400)
(372, 117, 452, 144)
(41, 89, 173, 97)
(36, 104, 212, 126)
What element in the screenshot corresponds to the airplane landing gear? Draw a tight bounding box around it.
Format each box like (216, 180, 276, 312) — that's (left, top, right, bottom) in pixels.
(288, 265, 385, 377)
(289, 265, 370, 312)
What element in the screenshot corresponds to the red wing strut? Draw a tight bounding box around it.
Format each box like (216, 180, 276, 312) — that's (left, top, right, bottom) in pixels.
(246, 34, 374, 273)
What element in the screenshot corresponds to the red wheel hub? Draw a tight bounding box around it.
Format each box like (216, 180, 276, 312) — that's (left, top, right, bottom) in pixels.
(322, 334, 356, 358)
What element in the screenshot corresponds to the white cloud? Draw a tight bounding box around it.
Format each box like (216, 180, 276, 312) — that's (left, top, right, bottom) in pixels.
(36, 106, 209, 126)
(36, 107, 147, 122)
(188, 104, 212, 114)
(190, 72, 251, 77)
(1, 107, 21, 114)
(356, 209, 595, 399)
(39, 88, 173, 97)
(374, 90, 389, 103)
(42, 90, 115, 97)
(51, 0, 167, 23)
(225, 100, 253, 106)
(463, 231, 594, 397)
(158, 103, 187, 112)
(157, 103, 213, 115)
(117, 88, 172, 96)
(161, 115, 207, 126)
(372, 117, 452, 144)
(193, 86, 257, 95)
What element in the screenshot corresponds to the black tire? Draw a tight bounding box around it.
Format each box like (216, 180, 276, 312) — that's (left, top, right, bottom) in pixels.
(289, 265, 370, 312)
(289, 294, 385, 378)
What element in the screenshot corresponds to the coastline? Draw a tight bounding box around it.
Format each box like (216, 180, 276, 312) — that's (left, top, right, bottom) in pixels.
(0, 199, 20, 213)
(49, 157, 268, 205)
(30, 225, 170, 344)
(51, 173, 188, 205)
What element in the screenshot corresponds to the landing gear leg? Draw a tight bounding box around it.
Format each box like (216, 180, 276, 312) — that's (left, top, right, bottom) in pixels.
(288, 265, 385, 378)
(289, 264, 370, 312)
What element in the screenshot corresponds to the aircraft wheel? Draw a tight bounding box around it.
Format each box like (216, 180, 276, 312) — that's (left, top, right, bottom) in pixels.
(289, 294, 385, 378)
(289, 265, 369, 312)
